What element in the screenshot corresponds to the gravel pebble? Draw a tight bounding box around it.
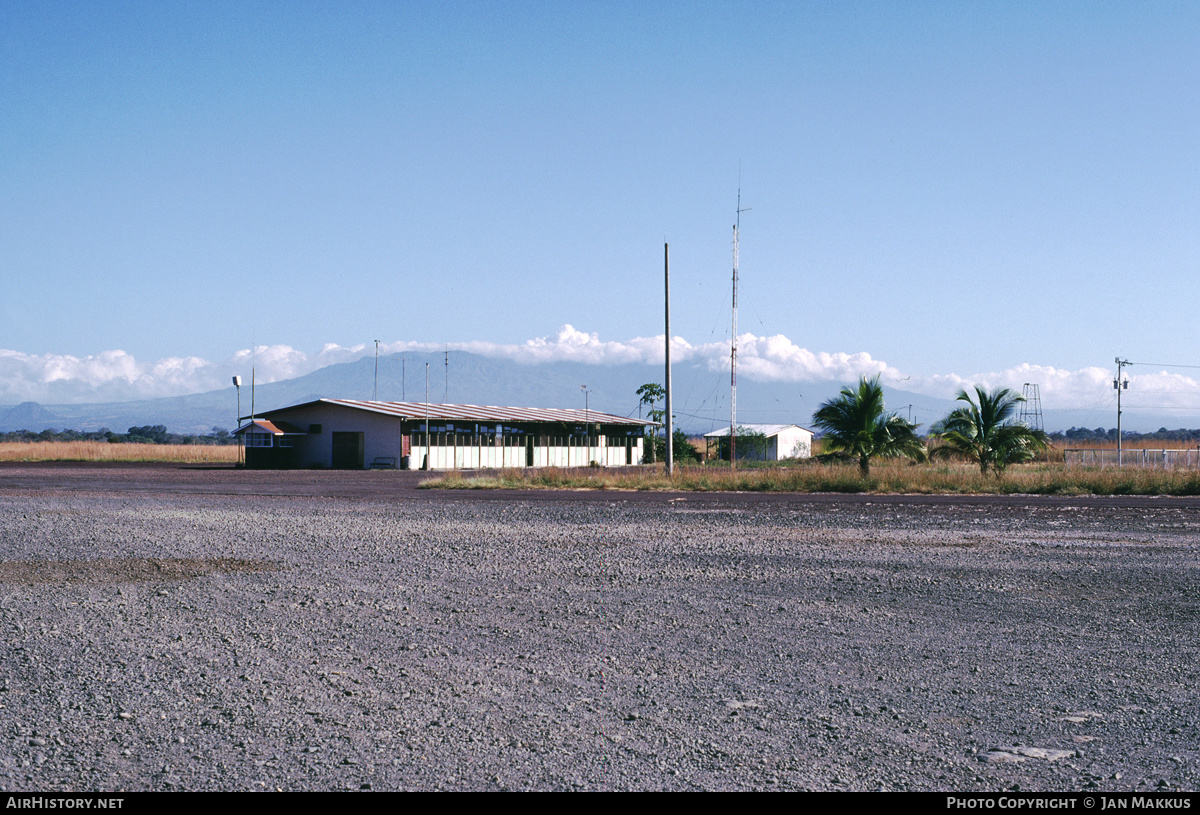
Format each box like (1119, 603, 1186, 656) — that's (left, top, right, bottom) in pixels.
(0, 473, 1198, 790)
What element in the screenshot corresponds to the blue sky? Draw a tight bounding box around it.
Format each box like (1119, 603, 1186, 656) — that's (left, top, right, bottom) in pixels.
(3, 1, 1199, 426)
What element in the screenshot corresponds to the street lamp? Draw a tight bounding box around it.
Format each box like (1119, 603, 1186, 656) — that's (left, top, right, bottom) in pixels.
(232, 375, 242, 466)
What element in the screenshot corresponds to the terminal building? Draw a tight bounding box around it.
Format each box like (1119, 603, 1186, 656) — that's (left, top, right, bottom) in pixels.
(233, 398, 655, 470)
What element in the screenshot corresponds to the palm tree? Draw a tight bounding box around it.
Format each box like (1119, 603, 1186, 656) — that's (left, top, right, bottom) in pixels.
(813, 376, 925, 477)
(932, 386, 1050, 476)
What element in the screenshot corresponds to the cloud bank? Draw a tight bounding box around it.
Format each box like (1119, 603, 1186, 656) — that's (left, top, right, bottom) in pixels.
(3, 326, 1199, 418)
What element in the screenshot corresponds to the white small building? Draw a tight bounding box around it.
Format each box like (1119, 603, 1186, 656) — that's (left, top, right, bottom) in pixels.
(233, 398, 654, 470)
(703, 424, 814, 461)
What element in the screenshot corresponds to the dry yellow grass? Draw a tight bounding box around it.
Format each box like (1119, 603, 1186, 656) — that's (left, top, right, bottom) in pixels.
(0, 441, 239, 464)
(421, 458, 1200, 496)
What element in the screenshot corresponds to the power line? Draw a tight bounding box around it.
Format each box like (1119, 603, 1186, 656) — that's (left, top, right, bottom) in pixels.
(1129, 360, 1200, 370)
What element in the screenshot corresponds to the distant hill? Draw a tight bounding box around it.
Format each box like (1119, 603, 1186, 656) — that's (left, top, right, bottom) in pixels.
(0, 351, 1182, 435)
(0, 402, 61, 431)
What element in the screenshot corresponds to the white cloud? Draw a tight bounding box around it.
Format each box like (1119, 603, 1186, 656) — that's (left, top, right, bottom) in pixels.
(0, 344, 365, 404)
(440, 325, 668, 366)
(425, 325, 901, 383)
(0, 349, 192, 403)
(912, 363, 1200, 414)
(700, 334, 900, 383)
(4, 328, 1200, 417)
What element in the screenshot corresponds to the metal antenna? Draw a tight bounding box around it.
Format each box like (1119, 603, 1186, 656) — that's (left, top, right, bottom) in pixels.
(1019, 383, 1043, 432)
(730, 184, 750, 469)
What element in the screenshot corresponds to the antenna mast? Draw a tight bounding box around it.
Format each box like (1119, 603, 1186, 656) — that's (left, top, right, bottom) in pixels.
(730, 187, 749, 468)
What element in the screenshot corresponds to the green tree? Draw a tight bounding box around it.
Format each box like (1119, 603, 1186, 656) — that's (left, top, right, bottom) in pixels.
(127, 425, 169, 444)
(932, 386, 1050, 476)
(715, 425, 769, 461)
(672, 428, 700, 463)
(636, 383, 666, 463)
(812, 376, 925, 477)
(734, 425, 769, 461)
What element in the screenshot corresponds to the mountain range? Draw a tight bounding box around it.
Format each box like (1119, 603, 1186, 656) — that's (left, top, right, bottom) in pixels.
(0, 351, 1158, 435)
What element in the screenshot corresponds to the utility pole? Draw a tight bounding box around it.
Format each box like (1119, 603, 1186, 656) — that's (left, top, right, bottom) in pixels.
(425, 362, 430, 470)
(373, 340, 380, 401)
(1115, 358, 1130, 465)
(665, 242, 673, 476)
(581, 385, 590, 466)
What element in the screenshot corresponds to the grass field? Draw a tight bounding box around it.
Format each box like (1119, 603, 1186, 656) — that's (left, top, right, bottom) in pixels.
(420, 457, 1200, 496)
(0, 441, 239, 464)
(8, 439, 1200, 495)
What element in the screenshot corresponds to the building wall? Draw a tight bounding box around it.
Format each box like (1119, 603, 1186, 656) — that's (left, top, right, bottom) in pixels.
(775, 427, 813, 459)
(528, 436, 641, 468)
(244, 444, 300, 469)
(256, 403, 404, 469)
(412, 432, 643, 469)
(704, 426, 814, 461)
(254, 403, 647, 469)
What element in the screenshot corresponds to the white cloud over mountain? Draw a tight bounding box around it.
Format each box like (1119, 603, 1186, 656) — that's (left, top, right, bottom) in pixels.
(3, 326, 1198, 418)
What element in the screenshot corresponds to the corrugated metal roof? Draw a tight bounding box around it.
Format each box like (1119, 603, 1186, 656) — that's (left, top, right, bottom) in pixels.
(232, 419, 279, 435)
(232, 419, 302, 435)
(257, 399, 655, 426)
(703, 423, 811, 438)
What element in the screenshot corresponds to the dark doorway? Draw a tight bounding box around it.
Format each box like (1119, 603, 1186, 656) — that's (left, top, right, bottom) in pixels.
(332, 432, 364, 470)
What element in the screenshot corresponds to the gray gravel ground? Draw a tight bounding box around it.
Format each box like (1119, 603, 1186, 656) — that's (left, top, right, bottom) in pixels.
(0, 471, 1198, 791)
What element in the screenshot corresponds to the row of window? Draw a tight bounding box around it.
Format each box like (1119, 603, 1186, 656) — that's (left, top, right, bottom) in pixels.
(407, 422, 640, 438)
(244, 432, 292, 448)
(410, 433, 639, 447)
(244, 427, 640, 448)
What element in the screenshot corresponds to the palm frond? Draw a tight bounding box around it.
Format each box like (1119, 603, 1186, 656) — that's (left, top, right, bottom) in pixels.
(813, 376, 923, 476)
(932, 386, 1048, 476)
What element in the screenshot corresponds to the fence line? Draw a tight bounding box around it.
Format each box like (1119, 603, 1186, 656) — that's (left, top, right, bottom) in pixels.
(1064, 448, 1200, 468)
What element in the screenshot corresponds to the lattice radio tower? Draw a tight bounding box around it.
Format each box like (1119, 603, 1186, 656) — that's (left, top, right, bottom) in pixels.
(1019, 383, 1043, 432)
(729, 187, 750, 467)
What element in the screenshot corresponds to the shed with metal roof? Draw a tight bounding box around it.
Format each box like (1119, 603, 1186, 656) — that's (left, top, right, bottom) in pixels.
(233, 399, 655, 470)
(703, 423, 813, 461)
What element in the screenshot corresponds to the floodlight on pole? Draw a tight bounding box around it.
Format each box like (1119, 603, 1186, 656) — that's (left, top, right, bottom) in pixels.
(374, 340, 380, 401)
(232, 375, 242, 466)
